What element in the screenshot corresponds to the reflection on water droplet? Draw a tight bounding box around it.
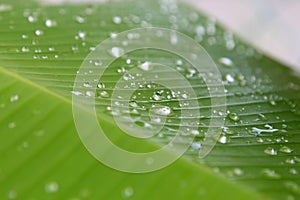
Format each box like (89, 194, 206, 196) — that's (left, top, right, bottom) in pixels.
(264, 147, 277, 155)
(280, 146, 293, 153)
(122, 186, 134, 198)
(45, 181, 59, 193)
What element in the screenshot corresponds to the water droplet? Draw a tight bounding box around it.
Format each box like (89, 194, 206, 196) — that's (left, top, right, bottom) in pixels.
(285, 158, 295, 164)
(218, 135, 229, 144)
(97, 83, 105, 89)
(78, 31, 86, 39)
(45, 181, 59, 193)
(7, 190, 17, 199)
(227, 113, 239, 122)
(268, 99, 277, 106)
(191, 142, 201, 150)
(233, 168, 244, 176)
(218, 57, 234, 67)
(151, 106, 171, 116)
(21, 46, 30, 52)
(75, 16, 85, 23)
(280, 146, 293, 154)
(222, 127, 237, 135)
(139, 61, 151, 71)
(45, 19, 57, 27)
(109, 47, 124, 58)
(152, 93, 162, 101)
(8, 122, 16, 129)
(252, 126, 278, 135)
(129, 101, 138, 107)
(289, 168, 298, 175)
(122, 186, 134, 198)
(35, 29, 43, 36)
(113, 16, 122, 24)
(99, 91, 109, 98)
(261, 168, 281, 179)
(10, 94, 19, 102)
(27, 15, 37, 23)
(0, 4, 12, 12)
(226, 74, 234, 83)
(264, 147, 277, 155)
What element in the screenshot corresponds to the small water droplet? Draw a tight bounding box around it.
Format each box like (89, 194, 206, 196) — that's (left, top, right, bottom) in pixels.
(109, 47, 124, 58)
(285, 158, 296, 164)
(99, 91, 109, 98)
(27, 15, 37, 23)
(97, 83, 105, 89)
(218, 135, 229, 144)
(45, 181, 59, 193)
(7, 190, 17, 199)
(45, 19, 57, 27)
(8, 122, 16, 129)
(152, 93, 162, 101)
(225, 74, 234, 83)
(35, 29, 43, 36)
(233, 168, 244, 176)
(21, 46, 30, 52)
(129, 101, 138, 107)
(280, 146, 293, 154)
(139, 61, 151, 71)
(151, 106, 171, 116)
(122, 186, 134, 198)
(261, 168, 281, 179)
(218, 57, 234, 67)
(289, 168, 298, 175)
(113, 16, 122, 24)
(222, 127, 237, 135)
(75, 16, 85, 23)
(10, 94, 19, 102)
(191, 142, 201, 150)
(77, 31, 86, 39)
(227, 113, 239, 122)
(264, 147, 277, 155)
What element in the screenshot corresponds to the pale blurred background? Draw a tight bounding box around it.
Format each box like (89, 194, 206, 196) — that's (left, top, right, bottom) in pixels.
(41, 0, 300, 72)
(186, 0, 300, 72)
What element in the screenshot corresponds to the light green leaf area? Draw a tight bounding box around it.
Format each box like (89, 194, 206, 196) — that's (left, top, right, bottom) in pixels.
(0, 0, 300, 199)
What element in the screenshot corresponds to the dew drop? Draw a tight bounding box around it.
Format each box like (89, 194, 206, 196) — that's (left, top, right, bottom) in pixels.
(10, 94, 19, 102)
(226, 74, 234, 83)
(222, 127, 237, 135)
(233, 168, 244, 176)
(261, 168, 281, 179)
(218, 135, 229, 144)
(75, 16, 85, 23)
(45, 181, 59, 193)
(21, 46, 30, 52)
(227, 113, 239, 122)
(35, 29, 43, 36)
(122, 186, 134, 198)
(139, 61, 151, 71)
(279, 146, 293, 154)
(191, 142, 201, 150)
(8, 122, 16, 129)
(27, 15, 37, 23)
(151, 106, 171, 116)
(99, 91, 109, 98)
(109, 47, 124, 58)
(97, 83, 105, 89)
(218, 57, 234, 67)
(45, 19, 57, 27)
(113, 16, 122, 24)
(264, 147, 277, 155)
(129, 100, 138, 107)
(7, 190, 17, 199)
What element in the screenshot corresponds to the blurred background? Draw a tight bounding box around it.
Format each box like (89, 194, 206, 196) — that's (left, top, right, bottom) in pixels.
(41, 0, 300, 72)
(187, 0, 300, 72)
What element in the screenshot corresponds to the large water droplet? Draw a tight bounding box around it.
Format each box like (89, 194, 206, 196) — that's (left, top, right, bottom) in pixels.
(279, 146, 293, 154)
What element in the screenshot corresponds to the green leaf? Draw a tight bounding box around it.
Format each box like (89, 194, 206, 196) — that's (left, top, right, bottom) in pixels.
(0, 0, 299, 199)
